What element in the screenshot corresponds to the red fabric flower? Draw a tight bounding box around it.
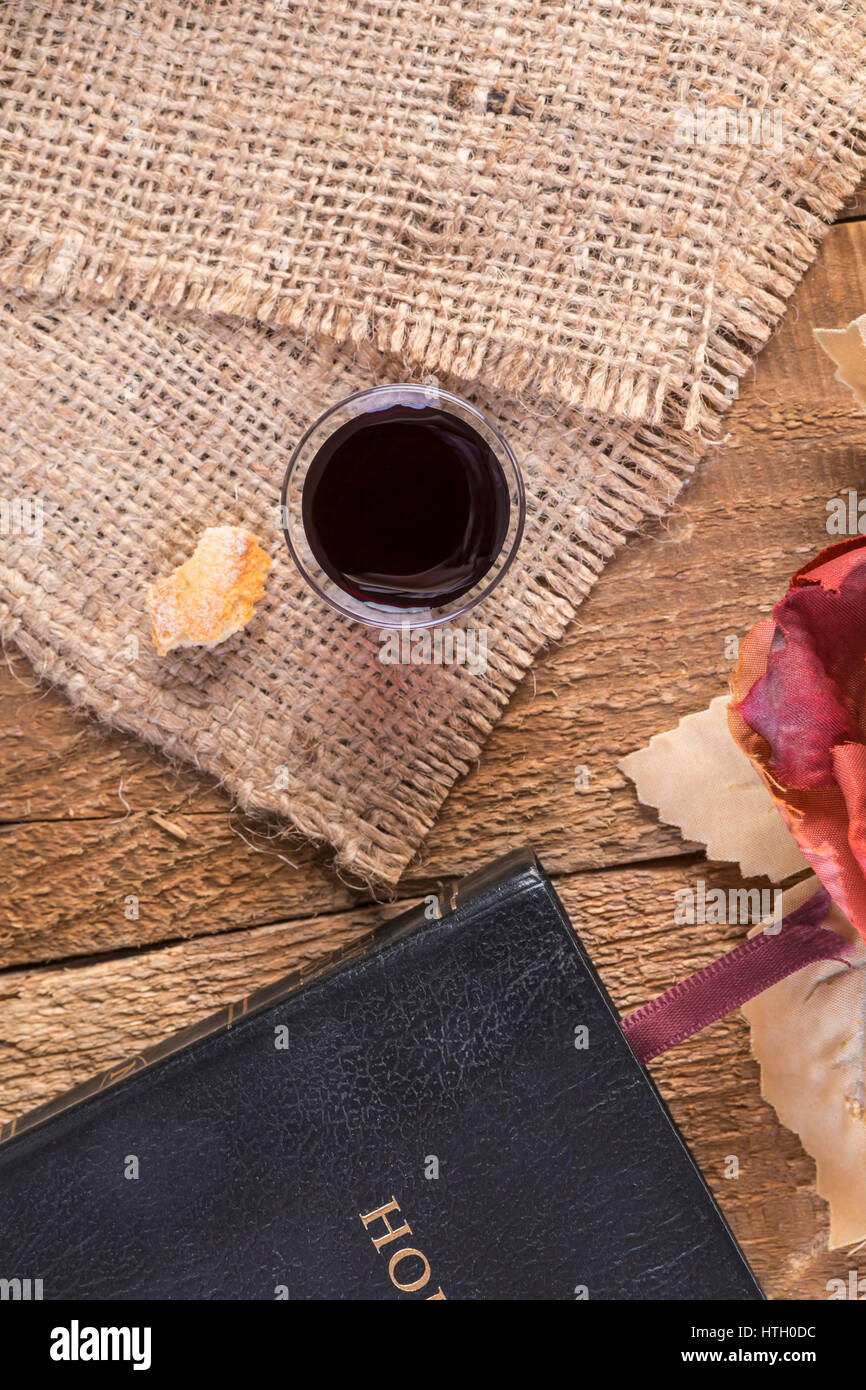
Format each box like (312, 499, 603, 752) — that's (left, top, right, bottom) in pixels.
(729, 536, 866, 942)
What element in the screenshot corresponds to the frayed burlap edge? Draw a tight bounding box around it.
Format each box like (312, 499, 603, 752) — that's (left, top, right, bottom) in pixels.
(2, 155, 863, 440)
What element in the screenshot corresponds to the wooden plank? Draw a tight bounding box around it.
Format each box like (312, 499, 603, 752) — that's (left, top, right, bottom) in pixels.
(0, 811, 366, 969)
(0, 859, 848, 1301)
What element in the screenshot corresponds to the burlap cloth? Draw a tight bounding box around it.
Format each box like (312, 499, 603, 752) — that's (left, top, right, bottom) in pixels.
(0, 1, 864, 886)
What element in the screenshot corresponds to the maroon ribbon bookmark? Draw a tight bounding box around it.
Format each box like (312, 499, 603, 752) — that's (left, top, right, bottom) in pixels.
(620, 888, 854, 1065)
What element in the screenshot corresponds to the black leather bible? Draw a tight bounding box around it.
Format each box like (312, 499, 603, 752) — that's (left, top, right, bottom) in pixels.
(0, 850, 762, 1300)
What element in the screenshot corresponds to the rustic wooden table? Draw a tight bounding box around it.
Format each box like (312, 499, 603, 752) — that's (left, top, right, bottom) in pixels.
(3, 190, 866, 1301)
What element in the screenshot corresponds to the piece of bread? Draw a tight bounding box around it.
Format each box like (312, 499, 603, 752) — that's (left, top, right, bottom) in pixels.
(147, 526, 270, 657)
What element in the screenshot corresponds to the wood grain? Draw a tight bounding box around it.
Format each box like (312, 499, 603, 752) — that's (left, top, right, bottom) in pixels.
(3, 209, 866, 1300)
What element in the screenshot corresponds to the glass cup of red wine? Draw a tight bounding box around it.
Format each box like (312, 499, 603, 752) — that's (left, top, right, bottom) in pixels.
(281, 383, 524, 629)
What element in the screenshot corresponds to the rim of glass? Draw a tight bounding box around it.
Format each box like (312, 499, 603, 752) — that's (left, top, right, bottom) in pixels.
(280, 383, 525, 630)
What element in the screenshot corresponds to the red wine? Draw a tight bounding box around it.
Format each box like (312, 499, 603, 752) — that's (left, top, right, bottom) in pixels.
(302, 404, 511, 608)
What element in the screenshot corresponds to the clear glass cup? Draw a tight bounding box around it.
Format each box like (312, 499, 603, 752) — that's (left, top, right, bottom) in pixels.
(280, 383, 525, 630)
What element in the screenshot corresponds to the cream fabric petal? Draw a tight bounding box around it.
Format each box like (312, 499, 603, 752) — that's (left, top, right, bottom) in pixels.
(744, 877, 866, 1249)
(619, 695, 808, 882)
(814, 316, 866, 411)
